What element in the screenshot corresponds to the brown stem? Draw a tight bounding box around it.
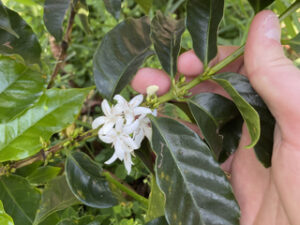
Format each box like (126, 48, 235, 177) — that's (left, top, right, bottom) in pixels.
(47, 5, 77, 89)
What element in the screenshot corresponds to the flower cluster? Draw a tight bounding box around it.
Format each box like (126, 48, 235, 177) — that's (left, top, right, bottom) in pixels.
(92, 94, 154, 174)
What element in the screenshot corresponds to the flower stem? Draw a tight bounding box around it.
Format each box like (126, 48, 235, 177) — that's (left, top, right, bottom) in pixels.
(103, 171, 149, 207)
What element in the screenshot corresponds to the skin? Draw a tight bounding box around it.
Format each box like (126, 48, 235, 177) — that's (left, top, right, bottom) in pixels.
(131, 11, 300, 225)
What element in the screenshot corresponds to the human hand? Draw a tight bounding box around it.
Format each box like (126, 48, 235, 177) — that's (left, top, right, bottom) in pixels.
(131, 10, 300, 225)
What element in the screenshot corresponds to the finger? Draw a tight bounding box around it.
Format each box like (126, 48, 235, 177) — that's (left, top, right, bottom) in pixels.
(131, 68, 171, 96)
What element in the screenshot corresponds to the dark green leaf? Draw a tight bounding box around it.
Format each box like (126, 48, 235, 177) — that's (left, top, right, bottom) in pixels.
(43, 0, 71, 41)
(188, 93, 239, 157)
(213, 73, 275, 167)
(248, 0, 274, 13)
(135, 0, 153, 13)
(151, 11, 185, 77)
(93, 17, 153, 100)
(160, 103, 192, 123)
(145, 216, 168, 225)
(0, 87, 92, 162)
(0, 2, 18, 37)
(0, 175, 40, 225)
(135, 139, 155, 173)
(103, 0, 121, 20)
(0, 57, 46, 123)
(186, 0, 224, 66)
(0, 200, 14, 225)
(0, 6, 41, 64)
(65, 151, 118, 208)
(27, 166, 61, 185)
(288, 33, 300, 53)
(212, 73, 260, 149)
(33, 175, 79, 225)
(151, 117, 240, 225)
(145, 174, 165, 222)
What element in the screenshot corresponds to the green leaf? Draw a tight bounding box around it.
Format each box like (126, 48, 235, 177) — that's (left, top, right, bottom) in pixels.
(135, 0, 153, 13)
(0, 2, 18, 37)
(93, 17, 153, 100)
(33, 175, 79, 225)
(145, 216, 168, 225)
(27, 166, 61, 185)
(43, 0, 71, 41)
(288, 33, 300, 53)
(0, 87, 91, 162)
(0, 200, 14, 225)
(145, 174, 165, 222)
(186, 0, 224, 66)
(212, 73, 260, 149)
(188, 93, 239, 158)
(103, 0, 121, 20)
(151, 117, 240, 225)
(0, 175, 41, 225)
(247, 0, 274, 13)
(160, 103, 192, 123)
(77, 0, 92, 34)
(0, 6, 41, 64)
(57, 216, 96, 225)
(151, 11, 185, 77)
(213, 73, 275, 167)
(0, 57, 46, 123)
(65, 151, 118, 208)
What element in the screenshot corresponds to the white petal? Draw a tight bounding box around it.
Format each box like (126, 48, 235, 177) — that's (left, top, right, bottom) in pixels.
(114, 139, 126, 160)
(114, 95, 127, 106)
(124, 152, 132, 174)
(133, 129, 144, 148)
(101, 100, 111, 116)
(99, 134, 114, 144)
(134, 107, 152, 116)
(125, 113, 135, 125)
(123, 119, 140, 134)
(152, 109, 158, 117)
(115, 117, 125, 131)
(105, 152, 118, 165)
(144, 126, 152, 141)
(92, 116, 107, 129)
(129, 94, 143, 107)
(122, 135, 138, 150)
(99, 121, 115, 134)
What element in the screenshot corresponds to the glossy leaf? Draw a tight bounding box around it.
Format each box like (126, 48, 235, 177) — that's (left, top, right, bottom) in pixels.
(0, 57, 46, 123)
(135, 0, 153, 13)
(213, 73, 275, 167)
(0, 175, 41, 225)
(248, 0, 274, 13)
(65, 151, 118, 208)
(0, 2, 18, 37)
(186, 0, 224, 66)
(27, 166, 61, 185)
(145, 174, 165, 222)
(0, 7, 41, 64)
(145, 216, 168, 225)
(160, 103, 192, 123)
(0, 200, 14, 225)
(151, 11, 185, 77)
(288, 33, 300, 53)
(212, 73, 260, 149)
(103, 0, 121, 20)
(188, 93, 239, 157)
(151, 117, 240, 225)
(43, 0, 71, 41)
(0, 87, 92, 162)
(93, 17, 153, 100)
(33, 175, 79, 225)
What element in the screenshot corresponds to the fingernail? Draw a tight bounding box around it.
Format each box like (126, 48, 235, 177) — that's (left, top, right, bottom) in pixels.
(263, 14, 281, 42)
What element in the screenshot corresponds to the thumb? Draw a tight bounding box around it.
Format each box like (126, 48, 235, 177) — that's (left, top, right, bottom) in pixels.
(245, 10, 300, 144)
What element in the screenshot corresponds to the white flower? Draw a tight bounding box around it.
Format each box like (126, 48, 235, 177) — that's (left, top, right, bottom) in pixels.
(133, 116, 152, 148)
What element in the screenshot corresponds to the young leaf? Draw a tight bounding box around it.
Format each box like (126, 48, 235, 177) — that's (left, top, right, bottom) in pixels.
(0, 175, 41, 225)
(151, 117, 240, 225)
(103, 0, 121, 20)
(247, 0, 274, 13)
(186, 0, 224, 66)
(212, 73, 260, 149)
(65, 151, 118, 208)
(151, 11, 185, 77)
(0, 87, 92, 162)
(0, 7, 41, 64)
(188, 93, 239, 158)
(93, 17, 153, 100)
(145, 174, 165, 222)
(135, 0, 153, 13)
(33, 175, 79, 225)
(0, 2, 18, 37)
(0, 57, 46, 123)
(213, 73, 275, 167)
(145, 216, 168, 225)
(27, 166, 62, 185)
(43, 0, 71, 41)
(0, 200, 14, 225)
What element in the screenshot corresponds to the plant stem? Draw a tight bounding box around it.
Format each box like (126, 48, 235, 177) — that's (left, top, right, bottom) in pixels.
(103, 171, 149, 207)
